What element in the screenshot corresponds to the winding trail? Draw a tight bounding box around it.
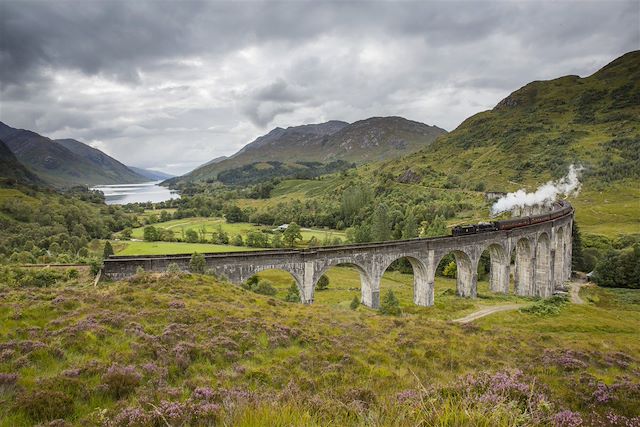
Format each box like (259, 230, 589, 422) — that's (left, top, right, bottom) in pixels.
(568, 279, 588, 304)
(452, 304, 525, 324)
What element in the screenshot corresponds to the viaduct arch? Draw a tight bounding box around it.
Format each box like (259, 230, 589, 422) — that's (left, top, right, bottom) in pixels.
(103, 205, 573, 308)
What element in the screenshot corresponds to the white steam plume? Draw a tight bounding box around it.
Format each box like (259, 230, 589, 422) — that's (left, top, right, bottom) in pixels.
(491, 164, 583, 216)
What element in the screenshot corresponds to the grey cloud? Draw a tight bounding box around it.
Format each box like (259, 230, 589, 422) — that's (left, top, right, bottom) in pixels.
(0, 1, 637, 174)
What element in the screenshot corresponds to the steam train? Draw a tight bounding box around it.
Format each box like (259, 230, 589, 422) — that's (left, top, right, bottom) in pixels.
(451, 201, 572, 237)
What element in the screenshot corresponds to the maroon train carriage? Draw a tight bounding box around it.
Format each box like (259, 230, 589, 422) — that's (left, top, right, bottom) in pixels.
(451, 201, 572, 236)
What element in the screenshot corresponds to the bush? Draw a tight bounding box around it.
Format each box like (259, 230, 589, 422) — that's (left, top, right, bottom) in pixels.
(592, 245, 640, 289)
(189, 252, 206, 274)
(316, 274, 330, 291)
(284, 281, 300, 302)
(101, 364, 142, 399)
(253, 279, 277, 296)
(350, 295, 360, 310)
(166, 262, 182, 274)
(520, 295, 568, 315)
(18, 269, 64, 287)
(443, 261, 457, 278)
(15, 390, 74, 422)
(379, 289, 401, 316)
(66, 268, 79, 279)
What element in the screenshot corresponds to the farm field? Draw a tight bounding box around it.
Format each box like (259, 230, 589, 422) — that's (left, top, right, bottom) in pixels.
(123, 216, 346, 246)
(0, 267, 638, 426)
(110, 240, 258, 256)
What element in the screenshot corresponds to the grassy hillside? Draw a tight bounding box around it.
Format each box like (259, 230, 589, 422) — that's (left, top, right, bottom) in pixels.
(0, 270, 638, 425)
(173, 117, 446, 184)
(0, 122, 146, 187)
(374, 51, 639, 234)
(0, 139, 44, 186)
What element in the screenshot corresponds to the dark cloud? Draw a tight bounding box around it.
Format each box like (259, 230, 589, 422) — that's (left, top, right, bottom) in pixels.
(0, 0, 637, 174)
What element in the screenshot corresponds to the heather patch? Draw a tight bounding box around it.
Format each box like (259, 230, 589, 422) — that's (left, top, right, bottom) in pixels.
(0, 274, 638, 425)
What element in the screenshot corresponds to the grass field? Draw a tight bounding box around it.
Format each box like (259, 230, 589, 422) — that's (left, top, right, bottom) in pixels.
(123, 216, 346, 247)
(0, 267, 638, 426)
(572, 183, 640, 237)
(110, 240, 257, 256)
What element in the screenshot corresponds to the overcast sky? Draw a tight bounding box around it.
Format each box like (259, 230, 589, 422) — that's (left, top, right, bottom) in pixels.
(1, 1, 638, 175)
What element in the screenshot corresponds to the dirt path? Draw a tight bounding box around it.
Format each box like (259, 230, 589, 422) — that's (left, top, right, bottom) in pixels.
(452, 304, 525, 324)
(568, 279, 588, 304)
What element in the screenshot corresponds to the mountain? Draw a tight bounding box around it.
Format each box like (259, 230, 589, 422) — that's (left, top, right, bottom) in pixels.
(0, 122, 146, 187)
(127, 166, 175, 181)
(0, 139, 45, 186)
(172, 117, 446, 183)
(369, 51, 639, 235)
(378, 51, 640, 190)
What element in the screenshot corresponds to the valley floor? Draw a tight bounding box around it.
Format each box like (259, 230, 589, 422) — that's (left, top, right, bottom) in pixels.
(0, 268, 639, 426)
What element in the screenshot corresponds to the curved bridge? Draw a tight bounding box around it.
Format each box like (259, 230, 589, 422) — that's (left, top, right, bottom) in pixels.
(103, 205, 573, 308)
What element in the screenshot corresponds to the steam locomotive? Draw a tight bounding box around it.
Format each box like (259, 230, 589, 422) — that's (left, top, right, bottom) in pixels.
(451, 201, 572, 237)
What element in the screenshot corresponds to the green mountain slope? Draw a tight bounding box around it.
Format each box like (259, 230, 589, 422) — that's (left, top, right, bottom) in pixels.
(0, 122, 146, 187)
(175, 117, 446, 183)
(373, 51, 640, 235)
(0, 139, 45, 186)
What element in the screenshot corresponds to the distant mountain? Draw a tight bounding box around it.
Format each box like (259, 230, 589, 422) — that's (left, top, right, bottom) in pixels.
(127, 166, 175, 181)
(173, 117, 446, 183)
(0, 122, 146, 187)
(0, 138, 44, 186)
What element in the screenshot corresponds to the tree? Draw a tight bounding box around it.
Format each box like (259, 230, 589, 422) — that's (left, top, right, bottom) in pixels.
(121, 228, 132, 240)
(160, 210, 171, 222)
(371, 204, 391, 242)
(379, 289, 401, 316)
(224, 205, 245, 223)
(232, 235, 244, 246)
(402, 210, 418, 239)
(285, 281, 300, 302)
(102, 241, 114, 259)
(421, 215, 448, 237)
(271, 231, 283, 248)
(283, 223, 302, 247)
(572, 221, 586, 272)
(185, 229, 199, 243)
(350, 295, 360, 310)
(189, 252, 205, 274)
(143, 226, 158, 242)
(443, 261, 457, 278)
(316, 274, 330, 291)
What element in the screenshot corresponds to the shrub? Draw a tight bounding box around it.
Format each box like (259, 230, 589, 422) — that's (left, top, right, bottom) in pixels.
(350, 295, 360, 310)
(103, 241, 114, 259)
(253, 279, 277, 296)
(189, 252, 206, 274)
(166, 262, 182, 274)
(101, 364, 142, 399)
(18, 269, 63, 287)
(89, 258, 103, 276)
(15, 390, 74, 422)
(521, 295, 568, 315)
(379, 289, 401, 316)
(284, 281, 300, 302)
(443, 261, 457, 278)
(316, 274, 330, 291)
(66, 268, 79, 279)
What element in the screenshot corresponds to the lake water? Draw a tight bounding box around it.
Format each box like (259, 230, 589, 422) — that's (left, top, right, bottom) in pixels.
(91, 181, 180, 205)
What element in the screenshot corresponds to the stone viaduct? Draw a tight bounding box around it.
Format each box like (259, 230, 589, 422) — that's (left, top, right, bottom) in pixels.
(102, 206, 573, 308)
